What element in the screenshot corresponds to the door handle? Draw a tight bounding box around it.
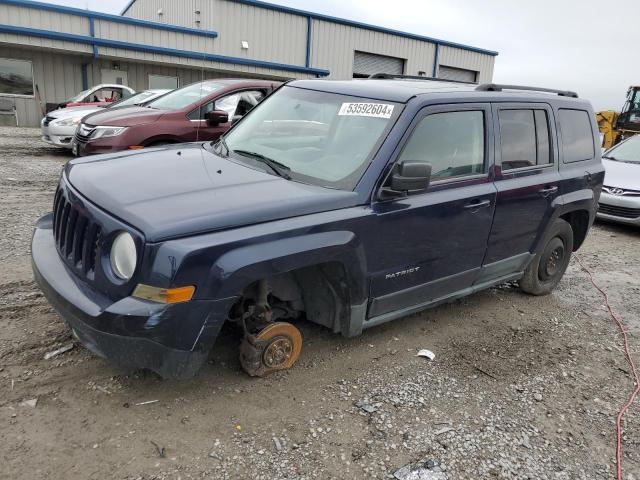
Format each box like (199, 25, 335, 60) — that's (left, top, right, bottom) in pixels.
(464, 199, 491, 210)
(538, 186, 558, 198)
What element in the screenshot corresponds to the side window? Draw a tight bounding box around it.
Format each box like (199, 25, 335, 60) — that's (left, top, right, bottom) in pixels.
(499, 109, 551, 171)
(235, 90, 265, 118)
(559, 109, 595, 162)
(188, 100, 217, 121)
(188, 90, 265, 121)
(398, 110, 485, 180)
(89, 88, 122, 103)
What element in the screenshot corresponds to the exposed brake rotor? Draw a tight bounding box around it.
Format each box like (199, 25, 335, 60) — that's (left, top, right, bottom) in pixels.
(239, 322, 302, 377)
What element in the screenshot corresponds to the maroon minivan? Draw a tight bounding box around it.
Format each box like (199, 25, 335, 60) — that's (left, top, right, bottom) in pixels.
(73, 79, 279, 156)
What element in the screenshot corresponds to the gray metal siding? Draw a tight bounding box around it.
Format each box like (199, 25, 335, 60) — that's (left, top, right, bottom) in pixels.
(125, 0, 495, 81)
(438, 45, 494, 84)
(0, 49, 85, 126)
(311, 19, 437, 79)
(353, 51, 404, 76)
(438, 65, 477, 83)
(123, 0, 309, 66)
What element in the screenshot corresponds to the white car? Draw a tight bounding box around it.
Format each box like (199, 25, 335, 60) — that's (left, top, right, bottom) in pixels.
(41, 89, 170, 149)
(597, 135, 640, 225)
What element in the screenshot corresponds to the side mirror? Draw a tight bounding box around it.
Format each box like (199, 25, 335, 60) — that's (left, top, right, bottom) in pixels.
(390, 161, 432, 193)
(204, 110, 229, 126)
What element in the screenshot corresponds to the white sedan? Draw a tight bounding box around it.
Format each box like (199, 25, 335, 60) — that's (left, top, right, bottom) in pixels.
(597, 135, 640, 225)
(41, 89, 170, 149)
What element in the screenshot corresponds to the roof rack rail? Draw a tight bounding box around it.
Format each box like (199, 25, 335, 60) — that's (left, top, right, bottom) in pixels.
(367, 73, 475, 85)
(476, 83, 578, 98)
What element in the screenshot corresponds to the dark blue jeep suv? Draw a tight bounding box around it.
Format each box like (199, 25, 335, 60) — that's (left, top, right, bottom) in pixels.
(31, 78, 604, 378)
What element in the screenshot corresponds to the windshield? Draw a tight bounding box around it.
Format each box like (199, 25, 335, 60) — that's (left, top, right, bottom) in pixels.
(148, 82, 222, 110)
(107, 90, 164, 108)
(605, 135, 640, 163)
(67, 89, 90, 103)
(222, 86, 401, 189)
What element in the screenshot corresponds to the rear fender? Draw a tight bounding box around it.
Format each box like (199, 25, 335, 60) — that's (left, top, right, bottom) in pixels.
(531, 189, 596, 254)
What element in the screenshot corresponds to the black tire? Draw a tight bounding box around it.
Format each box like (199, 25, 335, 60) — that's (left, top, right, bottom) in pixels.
(147, 141, 173, 148)
(519, 218, 573, 296)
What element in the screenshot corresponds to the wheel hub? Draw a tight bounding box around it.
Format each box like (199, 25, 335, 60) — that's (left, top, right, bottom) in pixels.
(239, 322, 302, 377)
(539, 238, 565, 281)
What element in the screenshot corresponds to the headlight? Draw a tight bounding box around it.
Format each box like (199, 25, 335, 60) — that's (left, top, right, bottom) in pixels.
(91, 126, 128, 139)
(110, 232, 137, 280)
(54, 117, 82, 127)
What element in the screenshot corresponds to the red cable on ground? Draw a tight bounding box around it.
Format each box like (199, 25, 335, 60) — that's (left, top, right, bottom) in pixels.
(573, 253, 640, 480)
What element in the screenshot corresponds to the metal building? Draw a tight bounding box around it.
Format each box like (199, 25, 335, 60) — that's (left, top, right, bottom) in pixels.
(0, 0, 497, 126)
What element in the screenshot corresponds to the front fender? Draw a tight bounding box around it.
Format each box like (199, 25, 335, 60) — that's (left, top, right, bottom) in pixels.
(207, 231, 368, 303)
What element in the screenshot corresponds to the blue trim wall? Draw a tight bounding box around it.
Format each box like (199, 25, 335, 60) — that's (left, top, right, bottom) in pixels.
(1, 0, 219, 38)
(88, 17, 98, 58)
(81, 63, 88, 90)
(122, 0, 498, 57)
(305, 16, 312, 68)
(0, 24, 330, 76)
(432, 43, 440, 78)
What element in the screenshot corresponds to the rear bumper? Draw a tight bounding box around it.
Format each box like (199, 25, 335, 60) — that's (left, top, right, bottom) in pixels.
(597, 192, 640, 226)
(32, 214, 235, 378)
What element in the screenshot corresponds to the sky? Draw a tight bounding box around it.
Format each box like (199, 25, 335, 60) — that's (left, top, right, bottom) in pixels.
(46, 0, 639, 111)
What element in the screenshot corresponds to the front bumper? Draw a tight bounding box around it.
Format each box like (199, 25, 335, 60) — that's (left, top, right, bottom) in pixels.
(597, 192, 640, 226)
(31, 214, 236, 378)
(41, 124, 75, 148)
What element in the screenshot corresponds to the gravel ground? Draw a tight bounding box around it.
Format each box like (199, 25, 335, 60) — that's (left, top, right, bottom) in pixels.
(0, 127, 639, 480)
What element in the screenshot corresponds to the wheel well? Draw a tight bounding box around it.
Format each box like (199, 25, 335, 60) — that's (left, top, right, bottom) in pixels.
(145, 138, 180, 147)
(560, 210, 590, 251)
(231, 262, 351, 335)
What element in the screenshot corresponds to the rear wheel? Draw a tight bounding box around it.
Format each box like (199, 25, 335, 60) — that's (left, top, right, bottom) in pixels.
(519, 219, 573, 296)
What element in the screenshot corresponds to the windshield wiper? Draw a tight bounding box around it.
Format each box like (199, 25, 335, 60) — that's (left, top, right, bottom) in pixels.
(233, 149, 292, 180)
(602, 155, 618, 160)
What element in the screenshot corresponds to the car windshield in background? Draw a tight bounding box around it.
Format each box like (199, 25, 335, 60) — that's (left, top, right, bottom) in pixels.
(605, 136, 640, 163)
(148, 82, 223, 110)
(67, 89, 89, 103)
(108, 90, 163, 108)
(222, 86, 400, 189)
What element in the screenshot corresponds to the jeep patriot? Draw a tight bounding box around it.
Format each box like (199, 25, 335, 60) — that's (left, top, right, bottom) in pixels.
(31, 77, 604, 378)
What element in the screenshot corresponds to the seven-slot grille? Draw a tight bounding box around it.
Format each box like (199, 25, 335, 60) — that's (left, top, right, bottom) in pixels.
(52, 187, 102, 277)
(598, 203, 640, 219)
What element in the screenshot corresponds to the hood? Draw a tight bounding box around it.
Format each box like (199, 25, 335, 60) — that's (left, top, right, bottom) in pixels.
(602, 158, 640, 190)
(82, 106, 164, 127)
(66, 144, 358, 241)
(49, 105, 104, 119)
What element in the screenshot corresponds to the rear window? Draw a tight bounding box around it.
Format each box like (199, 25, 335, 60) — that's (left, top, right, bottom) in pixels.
(559, 109, 595, 162)
(498, 109, 551, 171)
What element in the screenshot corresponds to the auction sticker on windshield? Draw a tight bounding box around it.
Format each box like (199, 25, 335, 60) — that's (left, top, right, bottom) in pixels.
(338, 102, 394, 119)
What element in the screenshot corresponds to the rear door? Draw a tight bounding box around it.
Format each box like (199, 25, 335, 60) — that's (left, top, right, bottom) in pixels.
(368, 103, 496, 318)
(484, 103, 560, 269)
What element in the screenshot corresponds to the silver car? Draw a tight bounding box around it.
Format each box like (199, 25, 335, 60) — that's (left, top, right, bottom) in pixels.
(41, 89, 170, 149)
(597, 135, 640, 225)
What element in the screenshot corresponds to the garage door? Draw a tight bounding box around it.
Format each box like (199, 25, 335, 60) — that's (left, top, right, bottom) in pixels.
(438, 65, 478, 83)
(353, 51, 405, 78)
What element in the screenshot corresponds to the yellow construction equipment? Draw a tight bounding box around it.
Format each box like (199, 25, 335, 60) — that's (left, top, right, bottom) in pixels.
(596, 86, 640, 149)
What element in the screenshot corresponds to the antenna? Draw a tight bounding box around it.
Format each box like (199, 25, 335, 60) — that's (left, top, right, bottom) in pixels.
(195, 10, 206, 143)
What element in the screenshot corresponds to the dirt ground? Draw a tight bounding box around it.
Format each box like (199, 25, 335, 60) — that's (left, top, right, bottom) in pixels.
(1, 127, 639, 480)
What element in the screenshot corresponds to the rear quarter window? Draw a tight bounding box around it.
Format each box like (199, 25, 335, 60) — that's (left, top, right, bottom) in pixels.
(559, 109, 595, 162)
